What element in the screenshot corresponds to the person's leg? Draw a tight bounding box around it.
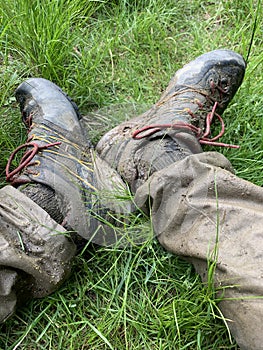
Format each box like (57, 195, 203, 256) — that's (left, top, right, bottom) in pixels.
(1, 78, 130, 322)
(96, 50, 263, 349)
(7, 78, 132, 242)
(134, 152, 263, 350)
(96, 49, 245, 192)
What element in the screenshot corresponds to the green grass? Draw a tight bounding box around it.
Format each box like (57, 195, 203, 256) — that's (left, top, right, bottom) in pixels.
(0, 0, 263, 349)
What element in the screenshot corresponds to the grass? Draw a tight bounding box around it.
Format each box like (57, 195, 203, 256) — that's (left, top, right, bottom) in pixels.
(0, 0, 262, 349)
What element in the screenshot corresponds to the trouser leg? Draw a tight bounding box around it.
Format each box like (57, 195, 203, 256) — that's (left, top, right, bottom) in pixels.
(0, 185, 76, 322)
(135, 152, 263, 350)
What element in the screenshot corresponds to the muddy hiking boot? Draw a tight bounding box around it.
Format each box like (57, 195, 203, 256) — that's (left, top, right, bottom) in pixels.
(96, 49, 246, 192)
(6, 78, 132, 245)
(0, 79, 133, 323)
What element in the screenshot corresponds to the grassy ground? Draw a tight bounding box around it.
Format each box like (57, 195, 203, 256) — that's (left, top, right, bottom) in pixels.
(0, 0, 262, 349)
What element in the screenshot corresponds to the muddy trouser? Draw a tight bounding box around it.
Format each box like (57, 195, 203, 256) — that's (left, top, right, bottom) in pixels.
(1, 152, 262, 350)
(0, 186, 76, 322)
(134, 151, 263, 350)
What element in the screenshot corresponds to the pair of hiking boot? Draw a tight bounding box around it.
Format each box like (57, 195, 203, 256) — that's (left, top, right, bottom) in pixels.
(4, 49, 263, 350)
(6, 48, 245, 233)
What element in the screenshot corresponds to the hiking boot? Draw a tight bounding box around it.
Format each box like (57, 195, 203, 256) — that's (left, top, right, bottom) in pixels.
(96, 49, 246, 192)
(6, 78, 131, 243)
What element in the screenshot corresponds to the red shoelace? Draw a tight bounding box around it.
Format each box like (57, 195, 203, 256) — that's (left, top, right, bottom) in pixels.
(6, 93, 238, 184)
(132, 101, 239, 149)
(6, 138, 61, 184)
(6, 113, 61, 184)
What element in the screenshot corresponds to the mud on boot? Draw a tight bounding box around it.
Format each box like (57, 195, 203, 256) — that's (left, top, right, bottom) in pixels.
(96, 49, 246, 192)
(6, 78, 132, 245)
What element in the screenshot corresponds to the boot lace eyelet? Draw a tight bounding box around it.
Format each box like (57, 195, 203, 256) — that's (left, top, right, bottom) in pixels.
(5, 141, 61, 184)
(132, 95, 239, 149)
